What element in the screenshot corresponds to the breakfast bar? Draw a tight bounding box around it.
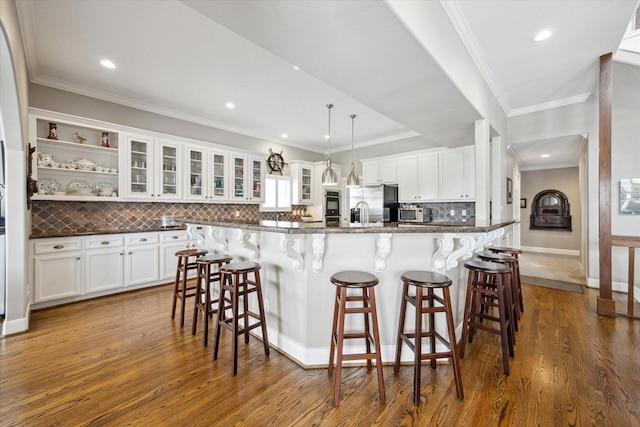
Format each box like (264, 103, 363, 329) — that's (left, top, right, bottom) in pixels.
(181, 219, 514, 367)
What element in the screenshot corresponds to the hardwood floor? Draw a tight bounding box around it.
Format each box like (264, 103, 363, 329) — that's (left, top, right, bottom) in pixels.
(1, 282, 639, 426)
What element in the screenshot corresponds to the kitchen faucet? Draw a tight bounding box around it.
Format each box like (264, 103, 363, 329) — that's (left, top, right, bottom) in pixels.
(356, 200, 369, 225)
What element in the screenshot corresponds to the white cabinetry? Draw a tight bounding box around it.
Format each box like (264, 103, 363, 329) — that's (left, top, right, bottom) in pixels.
(85, 236, 124, 293)
(208, 150, 228, 201)
(33, 238, 83, 302)
(290, 161, 314, 204)
(159, 231, 189, 280)
(31, 115, 120, 201)
(230, 154, 264, 202)
(123, 135, 184, 201)
(397, 153, 438, 202)
(155, 140, 182, 201)
(362, 158, 397, 185)
(185, 145, 207, 201)
(124, 234, 159, 287)
(439, 146, 475, 201)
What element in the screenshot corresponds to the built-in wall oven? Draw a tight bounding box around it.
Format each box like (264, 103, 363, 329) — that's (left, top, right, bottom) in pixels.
(324, 189, 341, 227)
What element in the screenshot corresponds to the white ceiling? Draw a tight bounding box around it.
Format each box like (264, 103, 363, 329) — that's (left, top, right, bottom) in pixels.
(16, 0, 639, 169)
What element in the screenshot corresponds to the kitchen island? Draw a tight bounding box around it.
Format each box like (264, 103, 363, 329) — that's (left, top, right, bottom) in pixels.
(181, 219, 514, 367)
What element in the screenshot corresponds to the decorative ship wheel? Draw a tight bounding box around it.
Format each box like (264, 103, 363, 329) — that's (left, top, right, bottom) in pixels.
(267, 148, 286, 175)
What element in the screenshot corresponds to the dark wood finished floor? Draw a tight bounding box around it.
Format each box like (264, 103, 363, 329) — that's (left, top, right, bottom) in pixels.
(1, 282, 639, 426)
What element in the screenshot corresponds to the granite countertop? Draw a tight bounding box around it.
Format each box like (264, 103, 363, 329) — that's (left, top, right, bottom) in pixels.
(178, 219, 515, 234)
(30, 220, 515, 239)
(30, 225, 187, 239)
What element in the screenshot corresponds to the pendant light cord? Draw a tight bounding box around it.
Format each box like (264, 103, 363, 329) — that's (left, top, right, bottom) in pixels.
(350, 114, 356, 163)
(327, 104, 333, 160)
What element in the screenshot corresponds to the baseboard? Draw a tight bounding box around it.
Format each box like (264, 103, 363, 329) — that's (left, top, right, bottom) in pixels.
(257, 325, 446, 368)
(520, 246, 580, 256)
(1, 315, 30, 336)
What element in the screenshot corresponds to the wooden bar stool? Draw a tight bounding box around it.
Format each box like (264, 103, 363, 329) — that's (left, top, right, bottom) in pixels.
(460, 260, 515, 375)
(477, 251, 520, 330)
(171, 248, 208, 328)
(394, 270, 463, 405)
(488, 246, 524, 313)
(213, 261, 269, 375)
(193, 254, 233, 346)
(328, 271, 385, 407)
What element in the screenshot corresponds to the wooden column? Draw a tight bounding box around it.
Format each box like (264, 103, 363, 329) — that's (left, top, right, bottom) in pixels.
(598, 53, 614, 316)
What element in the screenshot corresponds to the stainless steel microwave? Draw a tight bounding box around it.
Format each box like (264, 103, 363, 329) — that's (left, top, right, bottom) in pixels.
(398, 207, 431, 223)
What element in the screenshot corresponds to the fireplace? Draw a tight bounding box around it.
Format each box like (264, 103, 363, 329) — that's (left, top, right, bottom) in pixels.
(529, 189, 572, 231)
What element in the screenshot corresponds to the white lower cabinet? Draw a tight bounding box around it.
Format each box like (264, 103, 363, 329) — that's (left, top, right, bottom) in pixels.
(33, 238, 83, 303)
(159, 231, 189, 280)
(31, 230, 187, 307)
(124, 234, 159, 287)
(85, 235, 125, 293)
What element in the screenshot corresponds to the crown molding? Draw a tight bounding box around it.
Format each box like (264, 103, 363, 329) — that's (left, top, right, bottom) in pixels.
(508, 93, 591, 117)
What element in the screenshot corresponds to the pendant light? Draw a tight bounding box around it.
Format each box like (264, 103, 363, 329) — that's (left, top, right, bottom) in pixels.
(321, 104, 338, 186)
(345, 114, 361, 188)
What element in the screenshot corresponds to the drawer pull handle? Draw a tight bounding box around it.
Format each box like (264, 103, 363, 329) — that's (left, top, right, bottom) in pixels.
(172, 236, 179, 239)
(140, 238, 148, 242)
(53, 245, 64, 249)
(101, 241, 110, 245)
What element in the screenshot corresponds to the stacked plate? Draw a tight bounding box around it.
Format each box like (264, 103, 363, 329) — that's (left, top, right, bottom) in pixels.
(67, 180, 93, 195)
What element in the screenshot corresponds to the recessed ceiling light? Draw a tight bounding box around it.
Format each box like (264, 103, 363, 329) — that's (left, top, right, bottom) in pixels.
(541, 154, 550, 158)
(533, 29, 554, 42)
(292, 65, 300, 71)
(100, 59, 116, 69)
(281, 134, 288, 138)
(225, 102, 235, 109)
(324, 134, 330, 139)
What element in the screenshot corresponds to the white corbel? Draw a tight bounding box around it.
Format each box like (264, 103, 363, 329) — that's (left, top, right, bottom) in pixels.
(238, 229, 260, 261)
(280, 235, 304, 272)
(374, 233, 392, 272)
(206, 226, 228, 252)
(186, 223, 205, 248)
(432, 233, 455, 272)
(311, 234, 325, 273)
(445, 234, 475, 270)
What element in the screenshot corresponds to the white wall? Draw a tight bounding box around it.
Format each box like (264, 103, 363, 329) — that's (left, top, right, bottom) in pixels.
(0, 0, 31, 335)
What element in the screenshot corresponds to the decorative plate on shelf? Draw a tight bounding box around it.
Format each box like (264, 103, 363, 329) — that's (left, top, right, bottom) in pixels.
(38, 178, 62, 194)
(94, 182, 117, 194)
(67, 180, 92, 194)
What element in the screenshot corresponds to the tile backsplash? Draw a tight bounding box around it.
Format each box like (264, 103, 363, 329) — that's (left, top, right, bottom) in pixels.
(31, 201, 307, 236)
(400, 202, 476, 223)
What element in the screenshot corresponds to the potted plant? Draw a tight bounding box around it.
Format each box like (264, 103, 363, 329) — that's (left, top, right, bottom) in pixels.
(300, 212, 312, 222)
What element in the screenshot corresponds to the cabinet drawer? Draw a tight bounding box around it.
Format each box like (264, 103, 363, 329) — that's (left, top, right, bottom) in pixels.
(125, 234, 159, 246)
(85, 236, 124, 249)
(160, 231, 188, 243)
(34, 239, 82, 255)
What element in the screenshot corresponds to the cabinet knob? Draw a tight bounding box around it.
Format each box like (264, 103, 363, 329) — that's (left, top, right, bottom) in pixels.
(76, 257, 81, 260)
(128, 252, 133, 255)
(53, 245, 65, 249)
(120, 252, 124, 256)
(172, 236, 179, 239)
(140, 238, 148, 242)
(101, 241, 110, 245)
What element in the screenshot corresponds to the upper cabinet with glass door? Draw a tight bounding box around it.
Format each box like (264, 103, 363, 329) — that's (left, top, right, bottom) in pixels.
(31, 115, 120, 200)
(185, 146, 207, 201)
(229, 153, 264, 203)
(122, 135, 183, 201)
(208, 150, 228, 201)
(155, 140, 182, 201)
(122, 134, 154, 200)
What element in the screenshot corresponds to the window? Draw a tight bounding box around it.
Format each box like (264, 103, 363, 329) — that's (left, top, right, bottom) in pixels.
(261, 175, 291, 212)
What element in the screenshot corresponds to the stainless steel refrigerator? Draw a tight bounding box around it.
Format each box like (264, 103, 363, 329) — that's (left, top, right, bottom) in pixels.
(349, 185, 398, 223)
